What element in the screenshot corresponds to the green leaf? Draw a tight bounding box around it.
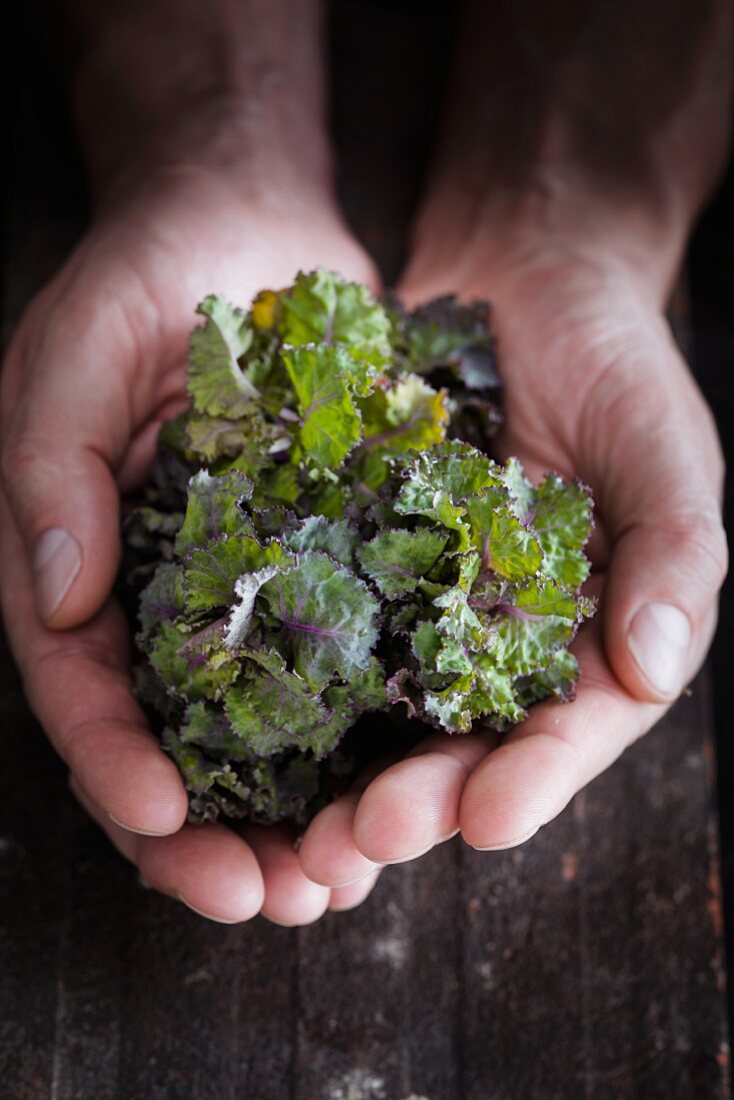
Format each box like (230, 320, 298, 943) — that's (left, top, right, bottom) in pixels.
(471, 655, 524, 724)
(390, 294, 496, 387)
(488, 580, 585, 675)
(355, 375, 450, 492)
(224, 654, 333, 757)
(531, 473, 593, 589)
(280, 269, 391, 368)
(422, 651, 523, 734)
(185, 408, 288, 469)
(339, 658, 387, 711)
(188, 296, 259, 417)
(259, 551, 380, 690)
(249, 506, 300, 541)
(179, 701, 254, 761)
(184, 535, 293, 613)
(283, 515, 358, 566)
(252, 463, 301, 507)
(395, 441, 501, 514)
(501, 457, 535, 521)
(138, 563, 185, 639)
(164, 724, 328, 825)
(162, 727, 256, 820)
(149, 619, 240, 701)
(423, 676, 474, 732)
(361, 374, 449, 454)
(282, 344, 363, 468)
(433, 585, 486, 649)
(185, 415, 248, 462)
(358, 528, 448, 599)
(223, 565, 285, 649)
(464, 498, 543, 582)
(175, 470, 254, 555)
(515, 647, 579, 707)
(412, 618, 441, 669)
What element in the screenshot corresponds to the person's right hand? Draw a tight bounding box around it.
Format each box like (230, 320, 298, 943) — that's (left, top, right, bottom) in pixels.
(0, 161, 383, 924)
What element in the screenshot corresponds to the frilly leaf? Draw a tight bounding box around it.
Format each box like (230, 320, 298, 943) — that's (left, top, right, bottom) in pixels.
(282, 344, 363, 468)
(184, 535, 293, 613)
(128, 272, 598, 825)
(531, 473, 593, 590)
(357, 528, 448, 599)
(283, 514, 358, 566)
(224, 653, 333, 757)
(259, 551, 380, 690)
(175, 469, 254, 555)
(464, 498, 543, 582)
(488, 580, 590, 676)
(188, 296, 259, 417)
(279, 269, 390, 369)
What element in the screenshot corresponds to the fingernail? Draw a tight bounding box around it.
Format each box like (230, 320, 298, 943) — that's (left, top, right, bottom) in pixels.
(108, 811, 169, 838)
(176, 893, 243, 924)
(329, 866, 379, 888)
(374, 828, 461, 866)
(372, 842, 434, 866)
(627, 602, 691, 697)
(473, 826, 540, 852)
(33, 527, 81, 619)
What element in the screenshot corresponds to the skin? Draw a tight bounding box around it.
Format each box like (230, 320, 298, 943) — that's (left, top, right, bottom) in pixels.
(2, 0, 732, 921)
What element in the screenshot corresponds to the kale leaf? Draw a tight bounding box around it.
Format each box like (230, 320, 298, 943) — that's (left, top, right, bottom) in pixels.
(125, 269, 594, 825)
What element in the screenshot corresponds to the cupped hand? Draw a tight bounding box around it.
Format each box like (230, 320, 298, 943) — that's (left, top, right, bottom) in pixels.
(298, 248, 727, 887)
(1, 163, 381, 923)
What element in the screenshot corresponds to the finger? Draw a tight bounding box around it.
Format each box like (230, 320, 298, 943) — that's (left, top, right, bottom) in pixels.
(328, 869, 383, 912)
(459, 609, 666, 850)
(70, 775, 265, 923)
(0, 301, 138, 628)
(589, 322, 727, 702)
(0, 494, 188, 835)
(298, 791, 379, 887)
(242, 824, 332, 926)
(298, 756, 399, 886)
(352, 732, 496, 864)
(299, 791, 378, 887)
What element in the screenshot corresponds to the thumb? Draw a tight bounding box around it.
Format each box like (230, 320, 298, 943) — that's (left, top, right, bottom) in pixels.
(1, 326, 130, 629)
(596, 318, 727, 702)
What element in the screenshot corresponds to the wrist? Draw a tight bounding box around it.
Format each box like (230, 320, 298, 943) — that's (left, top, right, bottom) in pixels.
(85, 92, 338, 221)
(403, 180, 691, 312)
(69, 0, 331, 204)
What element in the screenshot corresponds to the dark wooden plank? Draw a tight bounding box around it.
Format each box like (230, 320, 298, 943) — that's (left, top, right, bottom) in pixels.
(459, 678, 729, 1100)
(40, 818, 131, 1100)
(296, 841, 462, 1100)
(0, 638, 75, 1100)
(459, 790, 588, 1097)
(118, 901, 297, 1100)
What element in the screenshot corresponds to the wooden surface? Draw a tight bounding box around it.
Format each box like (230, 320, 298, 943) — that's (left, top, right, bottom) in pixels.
(1, 5, 731, 1098)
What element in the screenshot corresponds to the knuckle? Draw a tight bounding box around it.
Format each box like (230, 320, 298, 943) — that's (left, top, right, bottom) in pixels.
(668, 512, 728, 593)
(0, 436, 45, 493)
(539, 728, 589, 778)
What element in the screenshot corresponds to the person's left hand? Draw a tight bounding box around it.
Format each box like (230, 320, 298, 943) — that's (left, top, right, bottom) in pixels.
(297, 242, 727, 887)
(0, 158, 383, 925)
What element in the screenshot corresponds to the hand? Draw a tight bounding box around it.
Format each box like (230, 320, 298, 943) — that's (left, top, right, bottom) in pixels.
(296, 243, 726, 886)
(295, 0, 731, 892)
(0, 160, 383, 923)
